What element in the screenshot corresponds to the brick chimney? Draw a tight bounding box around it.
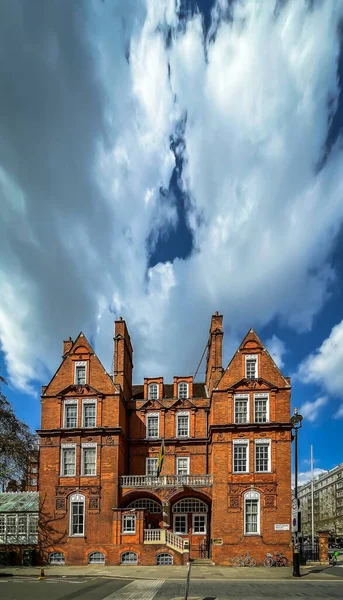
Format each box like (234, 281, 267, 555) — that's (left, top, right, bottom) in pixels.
(114, 317, 133, 401)
(205, 312, 223, 395)
(63, 337, 73, 356)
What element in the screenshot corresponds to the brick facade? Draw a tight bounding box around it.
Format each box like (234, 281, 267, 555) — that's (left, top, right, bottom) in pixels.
(38, 314, 292, 566)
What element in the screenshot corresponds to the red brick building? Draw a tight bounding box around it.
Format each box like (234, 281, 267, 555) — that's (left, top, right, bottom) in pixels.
(37, 313, 292, 566)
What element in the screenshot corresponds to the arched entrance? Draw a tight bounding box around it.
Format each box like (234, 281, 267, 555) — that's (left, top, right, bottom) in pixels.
(171, 496, 211, 559)
(121, 494, 163, 530)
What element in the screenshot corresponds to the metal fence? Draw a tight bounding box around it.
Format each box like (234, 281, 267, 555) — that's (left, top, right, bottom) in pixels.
(299, 539, 319, 563)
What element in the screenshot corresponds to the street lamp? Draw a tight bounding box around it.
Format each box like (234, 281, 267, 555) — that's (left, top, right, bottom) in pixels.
(291, 407, 303, 578)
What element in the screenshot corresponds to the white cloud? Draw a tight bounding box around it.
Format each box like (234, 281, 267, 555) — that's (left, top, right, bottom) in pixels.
(334, 404, 343, 419)
(1, 0, 343, 393)
(299, 396, 328, 423)
(298, 320, 343, 398)
(295, 468, 327, 487)
(265, 335, 287, 369)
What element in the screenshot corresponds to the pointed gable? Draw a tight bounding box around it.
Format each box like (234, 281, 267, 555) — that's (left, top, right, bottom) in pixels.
(138, 398, 165, 412)
(43, 332, 115, 397)
(217, 328, 290, 391)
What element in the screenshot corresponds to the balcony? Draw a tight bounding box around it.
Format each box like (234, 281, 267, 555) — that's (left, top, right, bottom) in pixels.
(120, 474, 212, 488)
(143, 528, 189, 553)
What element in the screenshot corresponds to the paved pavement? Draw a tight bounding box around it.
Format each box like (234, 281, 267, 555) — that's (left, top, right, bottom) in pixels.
(1, 576, 343, 599)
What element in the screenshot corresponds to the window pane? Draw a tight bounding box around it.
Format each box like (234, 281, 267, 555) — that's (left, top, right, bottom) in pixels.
(147, 415, 159, 438)
(83, 403, 96, 427)
(121, 552, 138, 564)
(178, 383, 188, 399)
(76, 366, 86, 385)
(146, 458, 158, 476)
(255, 444, 269, 472)
(71, 501, 84, 535)
(245, 499, 259, 533)
(65, 404, 77, 428)
(156, 553, 173, 565)
(235, 398, 248, 423)
(174, 515, 187, 533)
(177, 458, 189, 475)
(148, 384, 158, 400)
(89, 552, 105, 564)
(122, 514, 136, 533)
(255, 398, 268, 422)
(62, 448, 75, 476)
(233, 444, 248, 472)
(246, 359, 256, 378)
(193, 515, 206, 534)
(173, 499, 208, 513)
(83, 448, 96, 475)
(49, 552, 65, 565)
(177, 415, 189, 437)
(7, 516, 16, 535)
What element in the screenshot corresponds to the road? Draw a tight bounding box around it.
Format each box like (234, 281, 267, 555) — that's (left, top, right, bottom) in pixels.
(1, 575, 343, 600)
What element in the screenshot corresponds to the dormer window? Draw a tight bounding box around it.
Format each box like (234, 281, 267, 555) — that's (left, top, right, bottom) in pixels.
(245, 355, 257, 379)
(178, 382, 189, 399)
(148, 383, 159, 400)
(75, 362, 86, 385)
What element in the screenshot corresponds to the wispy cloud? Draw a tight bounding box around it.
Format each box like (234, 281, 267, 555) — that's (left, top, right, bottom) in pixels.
(1, 1, 343, 393)
(295, 468, 328, 487)
(299, 396, 328, 423)
(266, 335, 287, 369)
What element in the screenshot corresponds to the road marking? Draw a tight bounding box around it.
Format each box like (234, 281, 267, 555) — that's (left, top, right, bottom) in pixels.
(102, 578, 165, 600)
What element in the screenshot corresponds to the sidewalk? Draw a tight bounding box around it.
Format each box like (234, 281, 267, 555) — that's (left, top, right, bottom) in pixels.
(0, 564, 340, 581)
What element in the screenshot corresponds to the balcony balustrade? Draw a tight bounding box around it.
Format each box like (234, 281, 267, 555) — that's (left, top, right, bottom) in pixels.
(120, 474, 212, 488)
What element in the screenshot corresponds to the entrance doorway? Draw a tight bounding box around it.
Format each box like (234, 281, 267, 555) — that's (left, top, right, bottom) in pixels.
(171, 497, 211, 559)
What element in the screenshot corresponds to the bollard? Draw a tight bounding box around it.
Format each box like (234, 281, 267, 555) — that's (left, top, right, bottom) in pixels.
(184, 561, 191, 600)
(38, 568, 45, 580)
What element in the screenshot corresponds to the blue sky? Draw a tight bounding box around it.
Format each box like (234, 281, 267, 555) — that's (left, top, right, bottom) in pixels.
(1, 0, 343, 486)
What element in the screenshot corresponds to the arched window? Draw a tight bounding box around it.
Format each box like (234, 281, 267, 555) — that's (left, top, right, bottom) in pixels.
(120, 551, 138, 565)
(69, 493, 85, 536)
(127, 498, 162, 513)
(49, 552, 65, 565)
(88, 551, 105, 564)
(244, 491, 260, 535)
(156, 553, 173, 565)
(178, 382, 189, 399)
(148, 383, 159, 400)
(172, 498, 208, 513)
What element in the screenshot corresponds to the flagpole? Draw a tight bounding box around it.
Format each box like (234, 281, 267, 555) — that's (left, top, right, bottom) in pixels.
(311, 444, 314, 546)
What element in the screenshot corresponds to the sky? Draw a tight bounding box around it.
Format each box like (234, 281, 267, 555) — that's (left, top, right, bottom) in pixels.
(1, 0, 343, 486)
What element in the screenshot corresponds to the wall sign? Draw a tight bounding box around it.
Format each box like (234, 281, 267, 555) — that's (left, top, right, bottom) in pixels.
(212, 538, 223, 545)
(274, 524, 290, 531)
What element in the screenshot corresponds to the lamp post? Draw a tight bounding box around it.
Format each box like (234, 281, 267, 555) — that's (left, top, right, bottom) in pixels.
(291, 407, 303, 578)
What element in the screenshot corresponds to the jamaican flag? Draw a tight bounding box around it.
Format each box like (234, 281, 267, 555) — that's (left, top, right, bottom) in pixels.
(157, 438, 165, 477)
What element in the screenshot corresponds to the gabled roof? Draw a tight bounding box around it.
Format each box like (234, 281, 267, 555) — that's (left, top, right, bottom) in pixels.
(138, 398, 165, 411)
(168, 397, 197, 409)
(227, 377, 279, 391)
(0, 492, 39, 513)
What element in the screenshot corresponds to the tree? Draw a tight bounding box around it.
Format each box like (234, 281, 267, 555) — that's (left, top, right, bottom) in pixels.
(0, 372, 37, 491)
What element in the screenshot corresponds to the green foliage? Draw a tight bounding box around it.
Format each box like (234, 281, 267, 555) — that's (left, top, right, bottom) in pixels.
(0, 372, 37, 490)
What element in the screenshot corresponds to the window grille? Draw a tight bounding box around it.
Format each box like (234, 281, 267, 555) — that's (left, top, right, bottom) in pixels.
(82, 447, 96, 475)
(233, 441, 248, 473)
(173, 514, 187, 534)
(75, 365, 86, 385)
(122, 514, 136, 533)
(156, 553, 173, 565)
(146, 458, 158, 476)
(176, 457, 189, 476)
(127, 499, 162, 513)
(178, 382, 189, 399)
(65, 404, 77, 428)
(172, 498, 208, 513)
(234, 396, 248, 423)
(120, 551, 138, 564)
(255, 442, 270, 472)
(254, 396, 268, 422)
(83, 402, 96, 427)
(49, 552, 65, 565)
(88, 552, 105, 564)
(148, 383, 158, 400)
(193, 514, 207, 534)
(244, 492, 260, 534)
(70, 495, 85, 536)
(61, 447, 76, 476)
(147, 414, 159, 438)
(176, 413, 189, 437)
(245, 356, 257, 379)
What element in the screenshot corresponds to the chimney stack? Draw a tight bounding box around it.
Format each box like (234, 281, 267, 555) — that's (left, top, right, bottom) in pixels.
(113, 318, 133, 400)
(63, 337, 73, 356)
(205, 312, 223, 395)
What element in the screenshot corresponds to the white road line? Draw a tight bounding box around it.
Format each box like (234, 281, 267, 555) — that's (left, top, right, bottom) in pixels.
(102, 578, 165, 600)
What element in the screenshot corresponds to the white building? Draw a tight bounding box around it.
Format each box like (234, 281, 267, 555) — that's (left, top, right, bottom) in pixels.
(298, 463, 343, 538)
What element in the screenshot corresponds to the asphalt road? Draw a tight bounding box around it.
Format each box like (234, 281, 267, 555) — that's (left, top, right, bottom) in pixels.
(1, 576, 343, 600)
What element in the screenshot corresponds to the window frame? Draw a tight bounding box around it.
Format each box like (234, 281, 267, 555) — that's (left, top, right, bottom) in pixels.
(120, 551, 138, 564)
(176, 456, 190, 476)
(49, 552, 65, 565)
(74, 361, 87, 385)
(173, 513, 187, 535)
(254, 439, 271, 473)
(69, 493, 85, 537)
(60, 444, 76, 477)
(146, 457, 158, 476)
(122, 513, 136, 534)
(148, 382, 159, 400)
(146, 412, 160, 439)
(88, 551, 105, 564)
(82, 399, 97, 428)
(176, 411, 190, 438)
(234, 394, 250, 424)
(245, 354, 258, 379)
(254, 393, 269, 423)
(244, 491, 260, 535)
(233, 439, 249, 473)
(156, 553, 173, 565)
(178, 382, 189, 399)
(81, 443, 97, 476)
(64, 400, 78, 429)
(192, 513, 207, 534)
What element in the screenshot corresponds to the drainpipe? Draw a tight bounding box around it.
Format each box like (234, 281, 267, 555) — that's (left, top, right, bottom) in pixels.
(205, 409, 209, 475)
